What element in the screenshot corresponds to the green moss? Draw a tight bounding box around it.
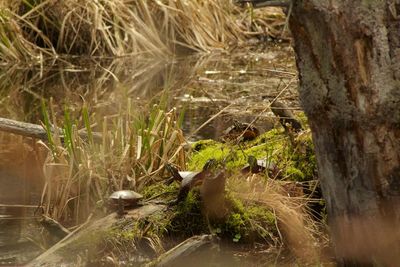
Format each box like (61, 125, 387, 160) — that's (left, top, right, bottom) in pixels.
(188, 141, 230, 171)
(107, 228, 138, 244)
(249, 128, 282, 146)
(188, 129, 284, 171)
(225, 213, 247, 242)
(168, 190, 208, 236)
(217, 194, 276, 243)
(285, 166, 305, 181)
(188, 120, 317, 183)
(248, 206, 275, 223)
(286, 132, 317, 182)
(296, 111, 309, 127)
(141, 181, 179, 201)
(103, 193, 205, 246)
(246, 206, 276, 239)
(115, 189, 278, 245)
(100, 210, 173, 260)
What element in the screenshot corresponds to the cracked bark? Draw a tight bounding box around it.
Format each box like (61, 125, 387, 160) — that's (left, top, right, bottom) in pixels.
(289, 0, 400, 265)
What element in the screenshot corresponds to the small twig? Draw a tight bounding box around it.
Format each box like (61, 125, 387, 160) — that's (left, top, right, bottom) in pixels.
(187, 103, 234, 140)
(0, 204, 42, 208)
(236, 0, 290, 8)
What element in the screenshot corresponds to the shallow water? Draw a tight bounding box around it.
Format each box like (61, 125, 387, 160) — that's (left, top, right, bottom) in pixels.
(0, 44, 298, 139)
(0, 139, 45, 265)
(0, 44, 299, 265)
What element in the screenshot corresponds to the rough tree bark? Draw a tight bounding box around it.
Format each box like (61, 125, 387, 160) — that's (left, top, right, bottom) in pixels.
(289, 0, 400, 265)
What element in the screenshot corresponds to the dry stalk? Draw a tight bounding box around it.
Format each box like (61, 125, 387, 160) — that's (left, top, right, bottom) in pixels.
(227, 174, 322, 263)
(1, 0, 285, 63)
(37, 101, 185, 224)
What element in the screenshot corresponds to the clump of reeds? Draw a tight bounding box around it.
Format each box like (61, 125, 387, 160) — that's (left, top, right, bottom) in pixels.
(0, 0, 285, 63)
(39, 97, 186, 224)
(227, 174, 322, 263)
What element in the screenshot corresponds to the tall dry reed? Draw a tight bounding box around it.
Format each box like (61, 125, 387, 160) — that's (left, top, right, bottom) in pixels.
(227, 174, 323, 263)
(39, 97, 186, 224)
(2, 0, 173, 59)
(0, 0, 274, 63)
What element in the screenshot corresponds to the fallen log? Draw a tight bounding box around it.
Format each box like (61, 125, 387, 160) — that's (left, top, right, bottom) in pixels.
(0, 204, 42, 209)
(147, 235, 219, 267)
(0, 117, 48, 140)
(28, 204, 165, 267)
(0, 117, 102, 142)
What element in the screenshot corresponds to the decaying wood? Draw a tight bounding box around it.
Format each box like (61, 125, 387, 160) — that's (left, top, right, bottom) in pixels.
(0, 117, 101, 142)
(28, 204, 165, 267)
(147, 235, 218, 267)
(0, 117, 48, 140)
(289, 1, 400, 265)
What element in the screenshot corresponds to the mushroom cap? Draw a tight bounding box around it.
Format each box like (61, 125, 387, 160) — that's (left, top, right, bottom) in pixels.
(109, 190, 143, 202)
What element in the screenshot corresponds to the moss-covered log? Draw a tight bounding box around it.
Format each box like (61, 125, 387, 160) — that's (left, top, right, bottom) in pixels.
(29, 204, 165, 267)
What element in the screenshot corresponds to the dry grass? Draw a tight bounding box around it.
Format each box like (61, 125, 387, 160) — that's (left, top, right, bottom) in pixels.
(0, 55, 197, 124)
(0, 0, 286, 63)
(227, 174, 323, 263)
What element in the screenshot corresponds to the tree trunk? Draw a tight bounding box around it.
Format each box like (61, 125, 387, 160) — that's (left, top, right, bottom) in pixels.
(289, 1, 400, 265)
